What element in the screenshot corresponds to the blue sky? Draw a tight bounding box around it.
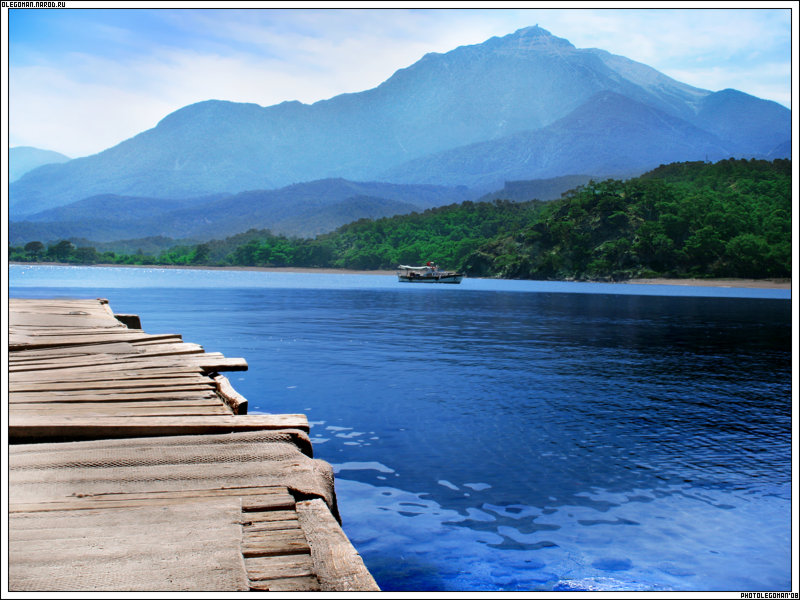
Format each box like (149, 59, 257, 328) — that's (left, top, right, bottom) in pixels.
(5, 4, 794, 158)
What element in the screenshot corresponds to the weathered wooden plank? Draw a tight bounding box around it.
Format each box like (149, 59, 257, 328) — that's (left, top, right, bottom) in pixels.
(9, 353, 248, 374)
(249, 576, 322, 591)
(24, 485, 291, 503)
(12, 380, 216, 392)
(212, 373, 248, 415)
(12, 373, 213, 387)
(243, 520, 301, 533)
(9, 366, 206, 382)
(8, 353, 203, 371)
(10, 385, 217, 402)
(244, 522, 304, 537)
(296, 498, 381, 591)
(9, 326, 148, 335)
(10, 399, 226, 410)
(244, 525, 304, 540)
(129, 342, 205, 354)
(10, 495, 287, 514)
(9, 398, 224, 409)
(192, 356, 249, 372)
(9, 342, 205, 364)
(131, 337, 191, 346)
(9, 313, 127, 328)
(9, 361, 208, 377)
(8, 351, 137, 365)
(10, 297, 107, 307)
(241, 529, 310, 558)
(9, 391, 220, 404)
(10, 487, 295, 514)
(10, 332, 187, 351)
(242, 494, 298, 512)
(10, 376, 216, 392)
(10, 405, 232, 417)
(9, 414, 310, 442)
(242, 510, 299, 524)
(245, 554, 315, 580)
(8, 342, 138, 360)
(11, 388, 217, 401)
(11, 332, 181, 344)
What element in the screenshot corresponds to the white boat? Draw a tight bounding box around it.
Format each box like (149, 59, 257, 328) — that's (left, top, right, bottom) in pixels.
(397, 263, 464, 284)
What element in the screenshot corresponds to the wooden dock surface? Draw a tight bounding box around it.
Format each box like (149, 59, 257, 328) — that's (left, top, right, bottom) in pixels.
(8, 298, 379, 592)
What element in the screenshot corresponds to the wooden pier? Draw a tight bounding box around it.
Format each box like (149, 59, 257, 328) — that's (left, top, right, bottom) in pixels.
(8, 298, 379, 592)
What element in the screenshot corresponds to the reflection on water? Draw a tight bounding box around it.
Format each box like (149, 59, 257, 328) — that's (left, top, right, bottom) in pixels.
(10, 267, 792, 591)
(332, 476, 789, 591)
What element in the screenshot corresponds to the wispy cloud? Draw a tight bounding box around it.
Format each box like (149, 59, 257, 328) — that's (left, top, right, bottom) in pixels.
(7, 7, 791, 157)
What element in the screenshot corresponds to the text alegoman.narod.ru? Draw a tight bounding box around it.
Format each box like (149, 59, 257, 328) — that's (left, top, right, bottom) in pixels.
(4, 1, 66, 7)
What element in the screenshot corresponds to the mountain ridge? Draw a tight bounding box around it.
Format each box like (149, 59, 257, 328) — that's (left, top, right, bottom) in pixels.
(9, 25, 790, 225)
(10, 146, 71, 182)
(10, 178, 477, 244)
(379, 90, 738, 188)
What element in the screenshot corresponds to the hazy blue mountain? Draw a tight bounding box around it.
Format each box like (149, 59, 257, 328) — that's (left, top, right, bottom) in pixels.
(10, 179, 475, 244)
(61, 236, 196, 256)
(693, 89, 791, 155)
(10, 25, 790, 219)
(232, 195, 422, 239)
(10, 146, 70, 182)
(21, 193, 228, 223)
(477, 175, 596, 203)
(767, 139, 792, 159)
(381, 91, 738, 188)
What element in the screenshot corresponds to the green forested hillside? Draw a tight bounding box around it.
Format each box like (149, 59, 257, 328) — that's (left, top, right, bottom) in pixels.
(10, 159, 791, 281)
(468, 158, 791, 280)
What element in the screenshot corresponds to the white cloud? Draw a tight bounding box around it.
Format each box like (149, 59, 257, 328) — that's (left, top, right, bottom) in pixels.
(8, 7, 791, 158)
(10, 62, 173, 157)
(665, 62, 792, 107)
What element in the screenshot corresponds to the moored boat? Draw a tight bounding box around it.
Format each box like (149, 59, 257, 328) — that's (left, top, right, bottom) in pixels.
(397, 262, 464, 284)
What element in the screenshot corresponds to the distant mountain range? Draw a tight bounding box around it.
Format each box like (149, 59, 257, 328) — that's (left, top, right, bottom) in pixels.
(9, 179, 475, 245)
(10, 146, 70, 182)
(476, 174, 596, 203)
(9, 25, 790, 245)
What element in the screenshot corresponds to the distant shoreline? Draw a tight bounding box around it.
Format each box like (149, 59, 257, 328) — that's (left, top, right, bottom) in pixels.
(10, 261, 399, 277)
(9, 262, 791, 289)
(625, 277, 791, 290)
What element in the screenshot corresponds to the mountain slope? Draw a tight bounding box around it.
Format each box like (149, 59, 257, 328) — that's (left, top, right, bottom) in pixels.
(10, 146, 70, 182)
(21, 193, 226, 223)
(693, 89, 791, 155)
(477, 174, 596, 203)
(10, 179, 475, 244)
(381, 91, 736, 189)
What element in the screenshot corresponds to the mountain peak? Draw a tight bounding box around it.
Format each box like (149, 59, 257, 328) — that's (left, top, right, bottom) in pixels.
(495, 25, 575, 52)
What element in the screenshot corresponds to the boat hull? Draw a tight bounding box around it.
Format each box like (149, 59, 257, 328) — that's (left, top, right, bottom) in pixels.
(398, 274, 463, 284)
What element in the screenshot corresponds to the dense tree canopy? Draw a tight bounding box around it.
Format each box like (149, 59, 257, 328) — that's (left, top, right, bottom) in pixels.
(469, 159, 790, 280)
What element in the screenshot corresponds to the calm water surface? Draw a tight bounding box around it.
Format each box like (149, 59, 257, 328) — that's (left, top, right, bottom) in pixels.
(9, 265, 793, 591)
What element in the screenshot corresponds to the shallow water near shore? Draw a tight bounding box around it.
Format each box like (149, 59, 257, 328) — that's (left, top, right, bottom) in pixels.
(9, 265, 793, 591)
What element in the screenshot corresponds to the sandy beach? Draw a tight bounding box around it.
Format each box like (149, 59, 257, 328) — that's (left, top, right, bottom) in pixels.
(626, 277, 791, 289)
(11, 262, 792, 289)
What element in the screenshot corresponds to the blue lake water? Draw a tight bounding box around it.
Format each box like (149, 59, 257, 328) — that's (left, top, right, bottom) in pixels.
(9, 265, 793, 591)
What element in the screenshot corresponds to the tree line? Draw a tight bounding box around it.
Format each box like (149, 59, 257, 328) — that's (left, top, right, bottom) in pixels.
(9, 158, 790, 280)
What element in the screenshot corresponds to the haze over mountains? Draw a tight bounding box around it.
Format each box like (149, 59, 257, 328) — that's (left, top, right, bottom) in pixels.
(10, 25, 790, 246)
(10, 146, 70, 182)
(10, 180, 475, 244)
